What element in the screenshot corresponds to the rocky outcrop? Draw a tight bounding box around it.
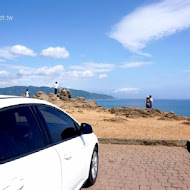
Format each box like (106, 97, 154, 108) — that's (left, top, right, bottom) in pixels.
(33, 91, 49, 101)
(48, 93, 57, 101)
(57, 88, 72, 100)
(33, 91, 189, 121)
(110, 107, 165, 118)
(33, 88, 72, 102)
(158, 112, 187, 121)
(109, 107, 189, 120)
(33, 90, 99, 109)
(71, 99, 99, 109)
(75, 97, 85, 102)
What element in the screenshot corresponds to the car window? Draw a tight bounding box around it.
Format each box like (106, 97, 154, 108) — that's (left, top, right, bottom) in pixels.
(37, 106, 79, 143)
(0, 106, 44, 162)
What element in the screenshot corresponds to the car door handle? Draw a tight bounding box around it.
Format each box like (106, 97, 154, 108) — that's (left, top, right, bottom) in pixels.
(64, 153, 72, 160)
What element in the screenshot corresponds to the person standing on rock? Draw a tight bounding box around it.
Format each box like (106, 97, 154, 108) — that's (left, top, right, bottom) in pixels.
(25, 89, 30, 98)
(54, 81, 58, 95)
(149, 95, 153, 108)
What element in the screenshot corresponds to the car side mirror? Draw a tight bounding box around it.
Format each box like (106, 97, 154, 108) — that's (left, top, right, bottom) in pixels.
(80, 123, 93, 134)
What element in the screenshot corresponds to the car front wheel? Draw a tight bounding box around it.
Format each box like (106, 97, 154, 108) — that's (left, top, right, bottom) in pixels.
(84, 147, 98, 187)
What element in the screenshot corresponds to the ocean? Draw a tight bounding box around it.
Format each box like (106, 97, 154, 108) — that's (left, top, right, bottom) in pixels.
(95, 99, 190, 117)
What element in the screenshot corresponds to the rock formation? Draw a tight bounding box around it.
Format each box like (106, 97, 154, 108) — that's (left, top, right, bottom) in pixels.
(110, 107, 165, 118)
(109, 107, 188, 120)
(57, 88, 72, 100)
(33, 91, 189, 121)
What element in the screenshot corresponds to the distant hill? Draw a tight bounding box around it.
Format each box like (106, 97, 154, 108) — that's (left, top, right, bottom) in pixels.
(0, 86, 114, 100)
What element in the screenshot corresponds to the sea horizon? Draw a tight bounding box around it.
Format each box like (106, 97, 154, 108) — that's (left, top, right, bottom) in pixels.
(95, 99, 190, 117)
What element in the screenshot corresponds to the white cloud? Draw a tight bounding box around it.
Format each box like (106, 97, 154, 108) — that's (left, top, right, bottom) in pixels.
(70, 62, 115, 73)
(10, 45, 36, 56)
(0, 63, 30, 70)
(0, 47, 17, 59)
(99, 74, 108, 79)
(18, 65, 65, 77)
(0, 61, 114, 87)
(67, 70, 80, 78)
(109, 0, 190, 56)
(86, 62, 115, 72)
(0, 45, 36, 59)
(67, 70, 94, 79)
(11, 65, 66, 87)
(2, 62, 113, 85)
(120, 61, 152, 68)
(114, 88, 140, 93)
(68, 62, 115, 79)
(81, 70, 94, 78)
(0, 70, 9, 77)
(0, 81, 8, 86)
(41, 47, 69, 59)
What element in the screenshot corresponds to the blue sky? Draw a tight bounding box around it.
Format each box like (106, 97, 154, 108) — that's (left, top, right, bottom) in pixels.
(0, 0, 190, 99)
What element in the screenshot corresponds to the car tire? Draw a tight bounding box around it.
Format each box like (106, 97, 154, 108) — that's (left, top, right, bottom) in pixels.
(84, 147, 98, 187)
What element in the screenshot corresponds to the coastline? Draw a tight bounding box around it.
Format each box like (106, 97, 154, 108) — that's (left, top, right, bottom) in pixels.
(33, 91, 190, 143)
(95, 99, 190, 117)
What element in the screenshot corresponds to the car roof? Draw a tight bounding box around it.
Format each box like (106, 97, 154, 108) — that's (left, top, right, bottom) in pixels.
(0, 95, 81, 125)
(0, 95, 54, 109)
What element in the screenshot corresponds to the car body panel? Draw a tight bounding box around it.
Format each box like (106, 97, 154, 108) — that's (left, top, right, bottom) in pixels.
(0, 96, 98, 190)
(54, 136, 87, 190)
(0, 147, 61, 190)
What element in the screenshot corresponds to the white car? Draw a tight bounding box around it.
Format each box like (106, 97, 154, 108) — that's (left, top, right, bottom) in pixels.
(0, 95, 99, 190)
